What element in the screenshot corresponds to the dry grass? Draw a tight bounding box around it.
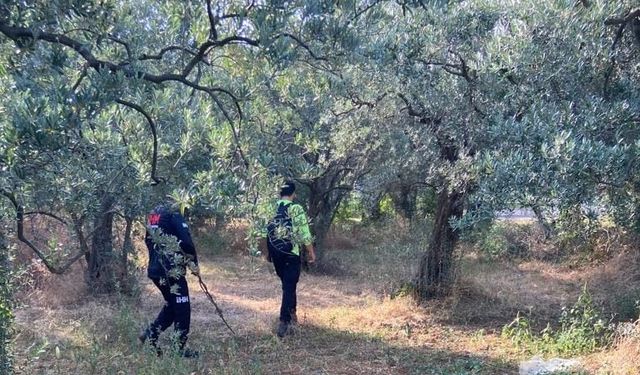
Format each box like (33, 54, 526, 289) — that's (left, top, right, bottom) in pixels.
(11, 223, 515, 374)
(583, 321, 640, 375)
(14, 260, 87, 308)
(447, 256, 585, 329)
(12, 254, 517, 374)
(586, 251, 640, 320)
(10, 222, 640, 374)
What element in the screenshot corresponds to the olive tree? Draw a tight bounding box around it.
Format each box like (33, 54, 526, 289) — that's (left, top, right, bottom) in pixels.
(361, 0, 640, 299)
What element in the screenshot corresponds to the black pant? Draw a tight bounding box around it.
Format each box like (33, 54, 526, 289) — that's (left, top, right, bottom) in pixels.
(272, 254, 301, 323)
(147, 276, 191, 349)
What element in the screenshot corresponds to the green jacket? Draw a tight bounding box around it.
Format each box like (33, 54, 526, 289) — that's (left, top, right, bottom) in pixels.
(276, 199, 313, 256)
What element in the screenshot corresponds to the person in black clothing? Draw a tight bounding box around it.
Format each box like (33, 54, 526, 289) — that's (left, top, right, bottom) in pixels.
(139, 203, 200, 357)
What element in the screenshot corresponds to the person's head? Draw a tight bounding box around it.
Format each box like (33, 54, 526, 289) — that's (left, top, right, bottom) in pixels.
(151, 196, 179, 214)
(279, 181, 296, 199)
(151, 201, 171, 214)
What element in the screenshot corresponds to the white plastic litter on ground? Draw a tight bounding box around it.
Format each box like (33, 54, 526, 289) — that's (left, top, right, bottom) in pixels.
(519, 356, 581, 374)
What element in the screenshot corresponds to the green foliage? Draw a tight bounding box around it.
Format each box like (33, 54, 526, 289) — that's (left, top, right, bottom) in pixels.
(502, 313, 535, 349)
(475, 224, 510, 259)
(553, 287, 613, 355)
(146, 227, 192, 280)
(465, 222, 531, 260)
(0, 0, 639, 309)
(612, 291, 640, 322)
(503, 286, 613, 356)
(415, 188, 438, 220)
(333, 193, 365, 227)
(378, 195, 396, 218)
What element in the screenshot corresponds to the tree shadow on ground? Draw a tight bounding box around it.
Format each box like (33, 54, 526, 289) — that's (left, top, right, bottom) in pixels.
(192, 322, 519, 375)
(13, 301, 519, 374)
(13, 263, 522, 375)
(185, 288, 519, 375)
(423, 259, 587, 334)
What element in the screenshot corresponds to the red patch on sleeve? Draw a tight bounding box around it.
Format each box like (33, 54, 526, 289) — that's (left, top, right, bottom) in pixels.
(148, 213, 161, 226)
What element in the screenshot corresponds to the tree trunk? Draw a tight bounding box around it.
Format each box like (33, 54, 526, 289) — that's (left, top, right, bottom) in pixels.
(415, 187, 464, 299)
(121, 216, 134, 279)
(531, 205, 555, 239)
(308, 204, 335, 262)
(391, 184, 417, 220)
(367, 192, 385, 223)
(306, 180, 348, 264)
(88, 194, 117, 293)
(0, 228, 13, 373)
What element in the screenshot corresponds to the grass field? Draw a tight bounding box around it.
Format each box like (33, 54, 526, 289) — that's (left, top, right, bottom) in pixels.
(10, 223, 640, 374)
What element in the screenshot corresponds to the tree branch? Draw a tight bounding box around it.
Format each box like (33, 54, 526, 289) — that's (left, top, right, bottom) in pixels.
(138, 45, 200, 61)
(0, 22, 248, 100)
(0, 19, 260, 172)
(275, 33, 327, 61)
(322, 184, 353, 198)
(104, 34, 133, 61)
(115, 99, 162, 185)
(24, 211, 68, 225)
(418, 59, 464, 76)
(71, 64, 89, 92)
(604, 20, 627, 99)
(205, 0, 218, 40)
(348, 0, 385, 25)
(1, 191, 85, 274)
(397, 92, 427, 118)
(207, 92, 250, 168)
(604, 8, 640, 26)
(577, 0, 590, 8)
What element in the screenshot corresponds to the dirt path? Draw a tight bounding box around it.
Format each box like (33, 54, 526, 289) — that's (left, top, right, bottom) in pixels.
(19, 248, 632, 374)
(124, 254, 372, 341)
(11, 231, 640, 374)
(13, 253, 522, 374)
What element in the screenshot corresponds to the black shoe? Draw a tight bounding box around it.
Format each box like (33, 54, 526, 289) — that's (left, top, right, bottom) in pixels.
(139, 329, 162, 356)
(180, 348, 199, 358)
(277, 321, 290, 338)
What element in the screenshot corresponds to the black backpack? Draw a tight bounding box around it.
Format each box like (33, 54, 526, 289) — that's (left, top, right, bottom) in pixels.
(266, 202, 294, 258)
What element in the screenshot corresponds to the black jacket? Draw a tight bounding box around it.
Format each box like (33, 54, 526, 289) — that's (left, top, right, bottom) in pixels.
(145, 206, 198, 279)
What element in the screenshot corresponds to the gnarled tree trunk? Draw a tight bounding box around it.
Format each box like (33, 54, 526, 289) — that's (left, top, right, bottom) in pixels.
(390, 183, 418, 220)
(367, 191, 386, 223)
(88, 194, 117, 293)
(303, 166, 353, 264)
(531, 204, 555, 240)
(415, 186, 464, 299)
(307, 181, 347, 264)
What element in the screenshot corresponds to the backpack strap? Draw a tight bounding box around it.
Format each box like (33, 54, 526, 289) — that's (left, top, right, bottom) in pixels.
(277, 200, 293, 215)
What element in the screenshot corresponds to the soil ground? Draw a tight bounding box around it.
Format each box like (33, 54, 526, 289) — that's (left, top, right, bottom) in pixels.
(10, 226, 640, 374)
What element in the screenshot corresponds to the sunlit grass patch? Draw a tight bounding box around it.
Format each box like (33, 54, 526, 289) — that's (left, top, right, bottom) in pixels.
(20, 220, 640, 374)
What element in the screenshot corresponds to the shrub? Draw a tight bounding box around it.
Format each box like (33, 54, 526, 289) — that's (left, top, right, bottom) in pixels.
(553, 286, 613, 355)
(502, 286, 614, 356)
(466, 222, 531, 260)
(333, 193, 366, 229)
(612, 290, 640, 323)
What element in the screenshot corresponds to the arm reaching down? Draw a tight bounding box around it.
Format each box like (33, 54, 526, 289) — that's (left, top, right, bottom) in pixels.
(172, 213, 199, 273)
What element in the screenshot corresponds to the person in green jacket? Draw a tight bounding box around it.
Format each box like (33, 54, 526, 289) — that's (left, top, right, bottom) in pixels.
(266, 181, 316, 337)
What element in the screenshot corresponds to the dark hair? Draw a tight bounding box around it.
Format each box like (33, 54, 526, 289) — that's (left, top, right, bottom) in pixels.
(280, 181, 296, 197)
